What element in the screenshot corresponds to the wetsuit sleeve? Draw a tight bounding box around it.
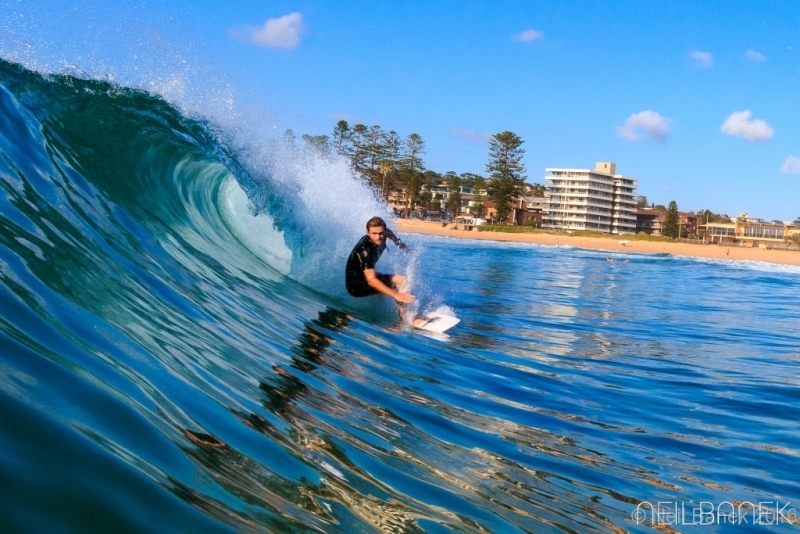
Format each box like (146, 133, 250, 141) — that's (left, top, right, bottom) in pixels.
(385, 228, 408, 252)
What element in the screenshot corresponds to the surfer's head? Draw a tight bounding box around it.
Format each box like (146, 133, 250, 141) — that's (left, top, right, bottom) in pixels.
(366, 216, 386, 246)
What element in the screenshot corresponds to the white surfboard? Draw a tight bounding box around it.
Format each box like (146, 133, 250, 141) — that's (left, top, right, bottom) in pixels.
(413, 312, 460, 333)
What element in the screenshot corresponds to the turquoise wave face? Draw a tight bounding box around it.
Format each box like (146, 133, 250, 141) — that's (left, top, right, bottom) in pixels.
(2, 58, 800, 533)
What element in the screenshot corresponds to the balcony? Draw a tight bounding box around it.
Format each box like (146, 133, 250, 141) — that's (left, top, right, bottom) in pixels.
(549, 206, 612, 214)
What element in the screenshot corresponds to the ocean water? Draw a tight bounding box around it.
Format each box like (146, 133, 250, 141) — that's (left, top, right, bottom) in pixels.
(1, 58, 800, 533)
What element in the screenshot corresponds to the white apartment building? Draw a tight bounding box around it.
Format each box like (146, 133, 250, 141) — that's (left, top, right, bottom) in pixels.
(543, 162, 638, 234)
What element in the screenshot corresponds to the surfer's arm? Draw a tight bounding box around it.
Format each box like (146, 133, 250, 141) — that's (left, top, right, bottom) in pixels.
(385, 228, 409, 252)
(363, 269, 414, 303)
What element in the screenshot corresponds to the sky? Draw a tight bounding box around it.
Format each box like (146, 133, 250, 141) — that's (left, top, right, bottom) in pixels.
(2, 0, 800, 220)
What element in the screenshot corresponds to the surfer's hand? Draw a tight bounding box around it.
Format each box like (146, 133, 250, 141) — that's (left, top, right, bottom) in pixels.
(397, 242, 410, 253)
(394, 292, 415, 304)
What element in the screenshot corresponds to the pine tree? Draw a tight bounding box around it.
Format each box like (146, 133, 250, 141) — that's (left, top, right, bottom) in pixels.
(332, 120, 351, 156)
(364, 125, 386, 188)
(381, 130, 402, 199)
(301, 134, 331, 157)
(486, 131, 526, 223)
(402, 133, 425, 217)
(663, 200, 679, 238)
(349, 124, 369, 177)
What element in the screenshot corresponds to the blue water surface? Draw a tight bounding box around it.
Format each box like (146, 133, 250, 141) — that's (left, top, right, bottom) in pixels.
(1, 58, 799, 533)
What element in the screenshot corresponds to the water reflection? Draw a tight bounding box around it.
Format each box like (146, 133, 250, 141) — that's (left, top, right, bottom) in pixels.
(175, 308, 451, 532)
(260, 307, 350, 413)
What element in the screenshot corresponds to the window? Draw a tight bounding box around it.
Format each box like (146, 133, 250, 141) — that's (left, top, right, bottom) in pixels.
(708, 227, 735, 236)
(743, 226, 783, 239)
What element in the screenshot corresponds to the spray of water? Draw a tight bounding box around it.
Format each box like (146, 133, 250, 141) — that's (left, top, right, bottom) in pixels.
(0, 1, 449, 322)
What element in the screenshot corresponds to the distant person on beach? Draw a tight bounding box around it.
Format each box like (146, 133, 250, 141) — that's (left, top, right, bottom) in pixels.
(345, 217, 414, 304)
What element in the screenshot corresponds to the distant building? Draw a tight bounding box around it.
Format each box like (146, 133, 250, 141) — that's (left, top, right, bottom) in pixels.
(388, 183, 476, 216)
(430, 182, 475, 215)
(703, 221, 736, 243)
(429, 183, 474, 199)
(387, 188, 407, 210)
(481, 196, 545, 224)
(636, 210, 698, 237)
(636, 209, 664, 235)
(511, 196, 545, 226)
(680, 213, 698, 236)
(700, 212, 800, 247)
(544, 162, 638, 234)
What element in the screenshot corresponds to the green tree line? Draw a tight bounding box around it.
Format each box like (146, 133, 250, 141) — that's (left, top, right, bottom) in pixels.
(301, 121, 537, 221)
(309, 123, 789, 229)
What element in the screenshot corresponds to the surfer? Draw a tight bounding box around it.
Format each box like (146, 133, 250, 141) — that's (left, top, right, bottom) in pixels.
(345, 217, 415, 304)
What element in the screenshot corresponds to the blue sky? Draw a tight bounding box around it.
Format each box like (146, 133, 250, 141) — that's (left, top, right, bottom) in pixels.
(2, 0, 800, 220)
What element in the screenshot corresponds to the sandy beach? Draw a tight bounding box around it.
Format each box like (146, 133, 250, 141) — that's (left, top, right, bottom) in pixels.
(395, 219, 800, 267)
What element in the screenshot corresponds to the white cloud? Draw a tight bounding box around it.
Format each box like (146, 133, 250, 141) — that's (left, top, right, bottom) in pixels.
(745, 49, 767, 62)
(690, 50, 714, 68)
(616, 111, 672, 143)
(513, 29, 544, 43)
(452, 127, 492, 144)
(720, 110, 773, 142)
(229, 13, 305, 49)
(780, 156, 800, 174)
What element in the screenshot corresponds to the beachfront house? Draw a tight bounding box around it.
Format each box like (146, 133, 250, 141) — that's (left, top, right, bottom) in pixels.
(511, 196, 545, 226)
(430, 182, 475, 215)
(480, 196, 545, 225)
(680, 213, 698, 237)
(636, 210, 698, 237)
(699, 213, 800, 248)
(635, 209, 664, 235)
(387, 188, 407, 211)
(543, 162, 638, 234)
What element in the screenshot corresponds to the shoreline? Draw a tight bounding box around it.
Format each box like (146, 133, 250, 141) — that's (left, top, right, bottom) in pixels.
(394, 219, 800, 267)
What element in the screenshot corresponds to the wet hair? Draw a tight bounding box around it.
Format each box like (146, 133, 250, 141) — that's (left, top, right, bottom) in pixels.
(366, 216, 386, 231)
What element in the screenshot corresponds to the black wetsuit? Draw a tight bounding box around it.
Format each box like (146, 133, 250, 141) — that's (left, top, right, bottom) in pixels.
(345, 235, 393, 297)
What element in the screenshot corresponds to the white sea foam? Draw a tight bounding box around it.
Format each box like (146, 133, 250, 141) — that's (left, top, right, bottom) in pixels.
(238, 139, 402, 303)
(675, 254, 800, 274)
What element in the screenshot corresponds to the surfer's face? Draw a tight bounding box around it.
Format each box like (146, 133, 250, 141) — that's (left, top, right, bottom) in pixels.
(367, 226, 385, 246)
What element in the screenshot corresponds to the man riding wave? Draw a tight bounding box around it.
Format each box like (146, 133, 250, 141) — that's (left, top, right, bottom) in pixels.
(345, 217, 414, 304)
